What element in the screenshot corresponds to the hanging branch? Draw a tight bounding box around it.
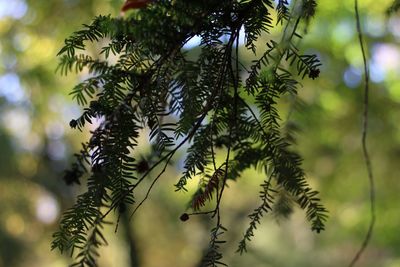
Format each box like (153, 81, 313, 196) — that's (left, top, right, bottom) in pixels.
(53, 2, 328, 266)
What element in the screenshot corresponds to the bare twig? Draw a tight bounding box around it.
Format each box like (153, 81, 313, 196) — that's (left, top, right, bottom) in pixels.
(213, 27, 241, 222)
(348, 1, 376, 266)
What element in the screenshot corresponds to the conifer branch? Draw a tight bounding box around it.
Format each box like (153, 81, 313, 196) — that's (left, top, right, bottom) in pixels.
(54, 2, 328, 265)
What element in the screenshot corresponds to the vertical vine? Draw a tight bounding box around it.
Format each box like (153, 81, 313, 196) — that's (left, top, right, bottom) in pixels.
(348, 1, 376, 266)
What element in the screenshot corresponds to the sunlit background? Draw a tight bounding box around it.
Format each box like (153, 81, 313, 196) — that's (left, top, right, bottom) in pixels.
(1, 0, 400, 267)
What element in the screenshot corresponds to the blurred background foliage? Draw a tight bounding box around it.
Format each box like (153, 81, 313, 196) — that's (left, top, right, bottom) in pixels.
(0, 0, 399, 267)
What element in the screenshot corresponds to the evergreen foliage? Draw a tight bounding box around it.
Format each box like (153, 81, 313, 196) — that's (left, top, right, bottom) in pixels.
(52, 0, 328, 265)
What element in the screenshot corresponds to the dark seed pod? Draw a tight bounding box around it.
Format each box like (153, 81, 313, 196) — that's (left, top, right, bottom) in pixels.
(69, 119, 78, 129)
(180, 213, 189, 222)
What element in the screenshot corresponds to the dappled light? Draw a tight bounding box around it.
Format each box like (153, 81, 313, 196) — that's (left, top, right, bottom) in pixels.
(0, 0, 28, 20)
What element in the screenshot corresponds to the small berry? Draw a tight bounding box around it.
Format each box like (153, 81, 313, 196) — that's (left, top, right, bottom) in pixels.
(121, 0, 152, 12)
(180, 213, 190, 222)
(69, 119, 78, 129)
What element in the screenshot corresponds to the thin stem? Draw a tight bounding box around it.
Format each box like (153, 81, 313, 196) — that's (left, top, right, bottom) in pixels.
(348, 1, 376, 266)
(127, 108, 209, 219)
(128, 151, 175, 220)
(213, 27, 241, 219)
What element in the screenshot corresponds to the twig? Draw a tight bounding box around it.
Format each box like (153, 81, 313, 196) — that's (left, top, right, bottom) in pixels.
(127, 109, 209, 220)
(213, 27, 241, 220)
(348, 1, 376, 266)
(128, 151, 175, 220)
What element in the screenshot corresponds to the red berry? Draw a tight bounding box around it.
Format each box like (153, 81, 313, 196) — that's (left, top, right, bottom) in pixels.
(121, 0, 152, 12)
